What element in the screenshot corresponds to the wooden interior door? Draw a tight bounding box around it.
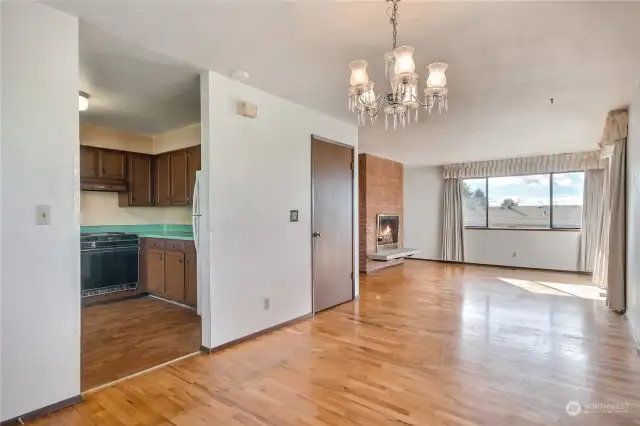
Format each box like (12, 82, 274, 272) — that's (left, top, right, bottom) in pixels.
(128, 153, 153, 206)
(99, 150, 126, 180)
(185, 252, 197, 307)
(155, 153, 171, 206)
(146, 249, 164, 296)
(164, 251, 185, 302)
(170, 150, 188, 205)
(311, 137, 353, 313)
(187, 146, 201, 205)
(80, 146, 99, 178)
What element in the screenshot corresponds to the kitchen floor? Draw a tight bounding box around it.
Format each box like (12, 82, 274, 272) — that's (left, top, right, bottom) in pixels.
(82, 296, 201, 391)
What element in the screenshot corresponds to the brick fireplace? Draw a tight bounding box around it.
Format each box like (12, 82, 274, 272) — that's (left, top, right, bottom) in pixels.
(358, 153, 404, 273)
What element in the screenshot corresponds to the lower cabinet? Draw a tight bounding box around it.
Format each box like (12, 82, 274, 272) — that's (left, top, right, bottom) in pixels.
(185, 252, 197, 306)
(141, 238, 196, 307)
(164, 251, 186, 302)
(146, 249, 165, 295)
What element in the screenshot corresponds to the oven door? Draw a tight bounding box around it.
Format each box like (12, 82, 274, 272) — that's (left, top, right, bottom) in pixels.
(81, 245, 139, 297)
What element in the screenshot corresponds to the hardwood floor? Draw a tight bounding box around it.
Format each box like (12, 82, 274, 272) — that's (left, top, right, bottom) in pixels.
(82, 296, 201, 391)
(34, 260, 640, 425)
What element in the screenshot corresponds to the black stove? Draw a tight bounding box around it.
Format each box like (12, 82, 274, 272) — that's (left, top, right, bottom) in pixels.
(80, 232, 139, 250)
(81, 232, 140, 297)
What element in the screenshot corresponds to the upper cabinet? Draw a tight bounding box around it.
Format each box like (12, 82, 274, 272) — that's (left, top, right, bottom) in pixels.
(80, 146, 100, 178)
(170, 150, 189, 206)
(81, 143, 201, 205)
(187, 146, 201, 205)
(99, 150, 127, 180)
(119, 153, 153, 207)
(155, 146, 200, 206)
(155, 153, 171, 206)
(80, 146, 127, 192)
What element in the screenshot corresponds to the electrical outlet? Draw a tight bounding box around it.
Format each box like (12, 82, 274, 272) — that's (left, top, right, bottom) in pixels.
(35, 205, 51, 225)
(263, 297, 270, 310)
(289, 210, 299, 222)
(512, 251, 517, 258)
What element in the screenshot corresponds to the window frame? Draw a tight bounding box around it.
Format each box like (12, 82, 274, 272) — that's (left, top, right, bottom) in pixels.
(462, 171, 584, 231)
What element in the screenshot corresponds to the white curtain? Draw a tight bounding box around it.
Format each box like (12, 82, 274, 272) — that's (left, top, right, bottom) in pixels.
(579, 169, 604, 272)
(442, 178, 464, 261)
(442, 151, 603, 179)
(593, 109, 628, 312)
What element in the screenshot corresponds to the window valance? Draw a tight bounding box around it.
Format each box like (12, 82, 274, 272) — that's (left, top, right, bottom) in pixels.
(601, 108, 628, 146)
(442, 151, 603, 179)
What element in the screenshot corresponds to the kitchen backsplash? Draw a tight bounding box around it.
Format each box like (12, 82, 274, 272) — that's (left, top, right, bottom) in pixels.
(80, 191, 191, 226)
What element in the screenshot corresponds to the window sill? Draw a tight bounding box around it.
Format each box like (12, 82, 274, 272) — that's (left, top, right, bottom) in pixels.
(464, 227, 581, 232)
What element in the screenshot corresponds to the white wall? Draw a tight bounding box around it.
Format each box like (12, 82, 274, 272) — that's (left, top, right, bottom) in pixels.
(464, 229, 581, 271)
(81, 124, 153, 153)
(203, 71, 358, 348)
(80, 192, 191, 225)
(154, 123, 200, 153)
(1, 2, 80, 420)
(404, 166, 443, 260)
(79, 124, 194, 226)
(627, 85, 640, 343)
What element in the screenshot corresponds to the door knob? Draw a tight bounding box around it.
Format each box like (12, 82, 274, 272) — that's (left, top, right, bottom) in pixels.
(312, 232, 322, 238)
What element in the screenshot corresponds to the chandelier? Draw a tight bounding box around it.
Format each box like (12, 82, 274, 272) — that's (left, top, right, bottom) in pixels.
(348, 0, 449, 129)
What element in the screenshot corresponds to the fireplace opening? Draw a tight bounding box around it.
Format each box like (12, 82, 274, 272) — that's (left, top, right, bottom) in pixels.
(377, 214, 399, 251)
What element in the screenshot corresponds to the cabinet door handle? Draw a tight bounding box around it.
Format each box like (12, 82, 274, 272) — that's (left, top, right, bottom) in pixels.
(179, 259, 183, 264)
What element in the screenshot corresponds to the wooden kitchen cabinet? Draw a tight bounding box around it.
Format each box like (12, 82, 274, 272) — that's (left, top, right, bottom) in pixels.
(164, 251, 185, 302)
(140, 238, 197, 307)
(99, 149, 127, 180)
(80, 146, 100, 178)
(119, 153, 153, 207)
(185, 252, 197, 306)
(80, 146, 127, 192)
(81, 143, 201, 204)
(170, 150, 189, 205)
(187, 145, 201, 204)
(146, 249, 165, 296)
(155, 153, 171, 206)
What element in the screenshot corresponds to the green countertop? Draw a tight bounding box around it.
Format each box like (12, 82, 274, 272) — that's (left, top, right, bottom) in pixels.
(81, 224, 194, 240)
(137, 231, 194, 240)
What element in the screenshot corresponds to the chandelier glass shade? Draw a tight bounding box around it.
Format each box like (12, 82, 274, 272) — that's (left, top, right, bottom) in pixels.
(348, 0, 449, 129)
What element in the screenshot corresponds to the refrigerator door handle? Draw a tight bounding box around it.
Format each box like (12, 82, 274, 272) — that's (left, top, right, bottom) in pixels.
(192, 172, 200, 253)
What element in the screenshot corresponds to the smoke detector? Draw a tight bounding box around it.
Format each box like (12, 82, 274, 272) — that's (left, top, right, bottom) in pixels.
(230, 70, 249, 82)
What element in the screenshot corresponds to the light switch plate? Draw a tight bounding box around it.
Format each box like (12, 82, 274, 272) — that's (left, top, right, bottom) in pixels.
(289, 210, 299, 222)
(35, 205, 51, 225)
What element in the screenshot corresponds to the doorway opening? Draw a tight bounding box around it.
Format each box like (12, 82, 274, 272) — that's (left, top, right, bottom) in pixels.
(78, 21, 206, 391)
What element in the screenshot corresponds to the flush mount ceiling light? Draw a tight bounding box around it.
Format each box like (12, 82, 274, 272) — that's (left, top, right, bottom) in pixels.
(79, 91, 89, 111)
(348, 0, 449, 129)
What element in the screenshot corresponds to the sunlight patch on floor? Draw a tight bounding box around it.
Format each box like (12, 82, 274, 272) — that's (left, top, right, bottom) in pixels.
(497, 277, 605, 300)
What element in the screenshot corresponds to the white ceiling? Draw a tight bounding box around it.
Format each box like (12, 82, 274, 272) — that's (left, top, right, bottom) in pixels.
(79, 21, 200, 134)
(53, 1, 640, 163)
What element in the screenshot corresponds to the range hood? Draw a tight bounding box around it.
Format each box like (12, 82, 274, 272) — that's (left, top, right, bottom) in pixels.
(80, 178, 127, 192)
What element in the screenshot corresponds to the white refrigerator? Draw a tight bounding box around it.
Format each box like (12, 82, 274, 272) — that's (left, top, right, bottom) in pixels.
(192, 170, 203, 315)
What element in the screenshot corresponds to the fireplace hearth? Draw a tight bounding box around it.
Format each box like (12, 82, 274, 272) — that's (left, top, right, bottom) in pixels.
(377, 214, 399, 251)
